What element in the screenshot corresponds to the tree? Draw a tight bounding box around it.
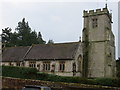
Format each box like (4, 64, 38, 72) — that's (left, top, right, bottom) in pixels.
(10, 32, 19, 46)
(30, 30, 39, 44)
(2, 27, 18, 47)
(37, 32, 46, 44)
(2, 27, 12, 47)
(47, 39, 54, 44)
(15, 18, 46, 46)
(2, 18, 46, 47)
(15, 18, 32, 46)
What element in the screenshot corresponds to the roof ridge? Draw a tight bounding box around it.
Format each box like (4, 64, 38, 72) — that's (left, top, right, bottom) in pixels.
(33, 41, 80, 46)
(52, 41, 80, 45)
(3, 41, 81, 49)
(4, 46, 30, 49)
(22, 46, 33, 61)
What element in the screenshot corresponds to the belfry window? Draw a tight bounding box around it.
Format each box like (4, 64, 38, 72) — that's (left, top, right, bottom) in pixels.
(92, 18, 98, 28)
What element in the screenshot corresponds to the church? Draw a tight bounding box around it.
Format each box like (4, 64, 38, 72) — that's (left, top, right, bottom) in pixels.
(2, 5, 116, 78)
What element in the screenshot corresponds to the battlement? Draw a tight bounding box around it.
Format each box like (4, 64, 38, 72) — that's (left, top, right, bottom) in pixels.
(83, 7, 112, 23)
(83, 8, 110, 17)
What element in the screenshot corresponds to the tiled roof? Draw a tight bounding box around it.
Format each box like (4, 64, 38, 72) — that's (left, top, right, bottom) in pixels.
(25, 42, 80, 60)
(2, 46, 30, 62)
(2, 42, 81, 61)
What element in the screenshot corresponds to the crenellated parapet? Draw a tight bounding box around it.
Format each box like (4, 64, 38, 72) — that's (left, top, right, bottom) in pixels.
(83, 7, 112, 23)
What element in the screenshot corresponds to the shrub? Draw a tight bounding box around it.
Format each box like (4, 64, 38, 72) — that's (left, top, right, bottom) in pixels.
(94, 78, 120, 87)
(1, 66, 120, 87)
(2, 66, 38, 79)
(116, 60, 120, 77)
(94, 78, 113, 86)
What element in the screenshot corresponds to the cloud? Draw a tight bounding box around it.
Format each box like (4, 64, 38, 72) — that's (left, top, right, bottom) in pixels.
(51, 16, 62, 23)
(1, 0, 119, 3)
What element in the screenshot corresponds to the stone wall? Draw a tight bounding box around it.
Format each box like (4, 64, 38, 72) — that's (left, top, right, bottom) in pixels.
(88, 42, 105, 77)
(2, 77, 119, 90)
(82, 7, 116, 78)
(25, 60, 75, 76)
(2, 59, 82, 77)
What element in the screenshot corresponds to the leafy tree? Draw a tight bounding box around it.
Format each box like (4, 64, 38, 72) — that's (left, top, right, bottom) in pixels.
(2, 27, 12, 47)
(2, 27, 18, 47)
(48, 39, 54, 44)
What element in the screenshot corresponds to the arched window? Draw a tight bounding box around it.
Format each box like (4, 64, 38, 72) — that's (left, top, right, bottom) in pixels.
(72, 62, 76, 76)
(77, 55, 82, 72)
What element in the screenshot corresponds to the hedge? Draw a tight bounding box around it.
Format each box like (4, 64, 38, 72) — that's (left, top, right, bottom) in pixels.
(1, 66, 38, 79)
(37, 72, 120, 87)
(1, 66, 120, 87)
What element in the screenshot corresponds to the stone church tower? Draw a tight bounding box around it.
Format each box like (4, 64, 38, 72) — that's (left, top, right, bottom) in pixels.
(82, 5, 116, 77)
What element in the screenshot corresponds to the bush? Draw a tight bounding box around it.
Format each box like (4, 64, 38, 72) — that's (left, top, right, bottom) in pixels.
(2, 66, 38, 79)
(1, 66, 120, 87)
(92, 78, 120, 87)
(94, 78, 114, 86)
(116, 60, 120, 77)
(36, 72, 92, 84)
(36, 73, 120, 87)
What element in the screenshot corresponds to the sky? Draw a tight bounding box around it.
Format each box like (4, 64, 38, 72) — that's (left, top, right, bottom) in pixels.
(0, 0, 119, 58)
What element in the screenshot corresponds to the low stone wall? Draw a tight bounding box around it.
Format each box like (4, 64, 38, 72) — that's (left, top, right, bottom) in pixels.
(2, 77, 120, 90)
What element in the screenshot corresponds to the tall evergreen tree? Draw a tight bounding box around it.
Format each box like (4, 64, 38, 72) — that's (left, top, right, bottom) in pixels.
(2, 18, 46, 47)
(15, 18, 32, 46)
(15, 18, 46, 46)
(37, 32, 46, 44)
(10, 32, 18, 46)
(30, 30, 38, 44)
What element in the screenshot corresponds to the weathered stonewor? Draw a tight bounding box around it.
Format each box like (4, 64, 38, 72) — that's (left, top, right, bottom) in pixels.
(2, 77, 120, 90)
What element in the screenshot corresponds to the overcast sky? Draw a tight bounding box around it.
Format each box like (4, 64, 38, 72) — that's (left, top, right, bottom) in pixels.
(0, 0, 119, 58)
